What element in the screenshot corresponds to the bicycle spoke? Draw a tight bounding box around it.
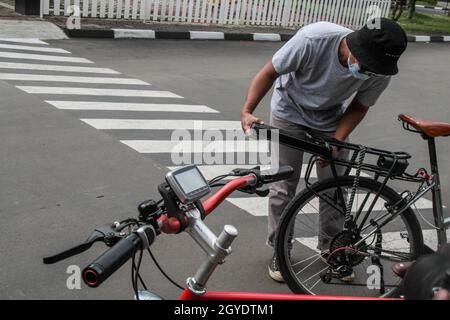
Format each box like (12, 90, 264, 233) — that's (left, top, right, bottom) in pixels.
(295, 256, 322, 276)
(302, 266, 330, 285)
(278, 178, 420, 298)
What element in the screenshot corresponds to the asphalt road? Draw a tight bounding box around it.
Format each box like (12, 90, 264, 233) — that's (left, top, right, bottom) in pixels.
(0, 38, 449, 299)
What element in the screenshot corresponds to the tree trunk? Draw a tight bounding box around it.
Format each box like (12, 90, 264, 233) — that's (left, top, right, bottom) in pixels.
(408, 0, 417, 19)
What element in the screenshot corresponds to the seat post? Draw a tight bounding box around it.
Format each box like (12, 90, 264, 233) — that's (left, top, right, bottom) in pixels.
(427, 137, 448, 248)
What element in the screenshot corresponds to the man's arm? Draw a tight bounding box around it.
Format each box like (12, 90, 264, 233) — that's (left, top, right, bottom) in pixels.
(334, 98, 369, 142)
(318, 98, 369, 167)
(240, 60, 279, 135)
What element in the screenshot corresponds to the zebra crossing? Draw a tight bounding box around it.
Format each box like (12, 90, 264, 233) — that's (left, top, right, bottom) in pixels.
(0, 37, 442, 250)
(0, 37, 267, 216)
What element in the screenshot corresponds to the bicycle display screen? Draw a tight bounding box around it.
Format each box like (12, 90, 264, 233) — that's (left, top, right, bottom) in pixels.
(165, 165, 211, 204)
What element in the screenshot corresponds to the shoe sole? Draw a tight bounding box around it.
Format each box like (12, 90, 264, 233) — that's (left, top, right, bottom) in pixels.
(338, 272, 355, 283)
(268, 266, 284, 283)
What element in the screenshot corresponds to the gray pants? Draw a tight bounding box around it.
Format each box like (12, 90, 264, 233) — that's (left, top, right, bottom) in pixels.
(267, 113, 349, 250)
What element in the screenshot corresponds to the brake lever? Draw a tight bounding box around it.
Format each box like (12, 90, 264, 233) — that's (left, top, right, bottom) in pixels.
(43, 223, 123, 264)
(237, 185, 269, 197)
(231, 166, 260, 176)
(255, 187, 270, 197)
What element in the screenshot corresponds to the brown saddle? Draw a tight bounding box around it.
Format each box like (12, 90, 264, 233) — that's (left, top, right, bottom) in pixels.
(399, 114, 450, 138)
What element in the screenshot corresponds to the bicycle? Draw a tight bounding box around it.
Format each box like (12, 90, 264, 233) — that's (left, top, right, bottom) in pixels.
(252, 114, 450, 298)
(43, 165, 388, 300)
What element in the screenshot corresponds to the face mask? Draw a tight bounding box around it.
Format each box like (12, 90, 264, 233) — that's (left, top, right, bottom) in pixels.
(348, 55, 370, 81)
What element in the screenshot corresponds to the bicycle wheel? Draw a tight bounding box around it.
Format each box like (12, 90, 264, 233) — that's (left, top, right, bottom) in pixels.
(276, 176, 424, 298)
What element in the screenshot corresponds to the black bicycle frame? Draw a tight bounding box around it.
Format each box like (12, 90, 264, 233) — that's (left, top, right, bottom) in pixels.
(253, 122, 447, 255)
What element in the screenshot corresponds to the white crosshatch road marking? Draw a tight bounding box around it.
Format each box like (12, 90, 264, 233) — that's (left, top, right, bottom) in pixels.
(0, 73, 150, 85)
(120, 140, 269, 153)
(47, 101, 219, 113)
(0, 62, 120, 74)
(227, 195, 434, 217)
(296, 229, 450, 254)
(0, 43, 70, 54)
(16, 86, 182, 98)
(81, 119, 242, 130)
(0, 51, 93, 63)
(2, 40, 413, 223)
(0, 38, 48, 45)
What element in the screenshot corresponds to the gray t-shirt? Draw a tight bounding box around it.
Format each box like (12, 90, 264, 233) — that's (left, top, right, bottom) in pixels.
(271, 21, 391, 132)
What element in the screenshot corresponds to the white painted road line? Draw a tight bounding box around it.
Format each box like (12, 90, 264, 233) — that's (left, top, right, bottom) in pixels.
(227, 198, 270, 217)
(0, 51, 93, 63)
(296, 229, 450, 253)
(16, 86, 182, 98)
(227, 195, 433, 217)
(0, 62, 120, 74)
(113, 29, 156, 39)
(253, 33, 281, 41)
(120, 140, 269, 153)
(81, 119, 241, 130)
(0, 43, 71, 54)
(189, 31, 225, 40)
(0, 38, 48, 45)
(0, 73, 149, 85)
(422, 229, 450, 251)
(46, 101, 219, 113)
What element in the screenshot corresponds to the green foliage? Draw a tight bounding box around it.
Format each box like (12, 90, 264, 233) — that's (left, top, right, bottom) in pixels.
(398, 12, 450, 34)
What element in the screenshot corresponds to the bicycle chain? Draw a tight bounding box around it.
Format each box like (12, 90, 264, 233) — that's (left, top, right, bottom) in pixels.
(345, 146, 367, 225)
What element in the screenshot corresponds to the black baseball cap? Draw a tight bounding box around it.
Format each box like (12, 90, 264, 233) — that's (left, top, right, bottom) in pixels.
(346, 18, 408, 76)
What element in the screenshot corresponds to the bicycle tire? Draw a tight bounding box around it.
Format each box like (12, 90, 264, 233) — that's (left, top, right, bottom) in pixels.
(276, 176, 424, 298)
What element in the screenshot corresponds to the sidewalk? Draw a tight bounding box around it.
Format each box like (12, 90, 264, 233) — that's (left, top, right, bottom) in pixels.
(45, 16, 450, 42)
(0, 1, 449, 43)
(0, 1, 68, 39)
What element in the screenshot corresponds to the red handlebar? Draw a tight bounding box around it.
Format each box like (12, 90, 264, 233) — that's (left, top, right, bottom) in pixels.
(157, 175, 256, 234)
(203, 175, 255, 215)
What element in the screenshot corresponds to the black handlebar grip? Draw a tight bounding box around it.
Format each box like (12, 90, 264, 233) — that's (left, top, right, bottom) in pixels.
(83, 233, 141, 288)
(260, 166, 294, 184)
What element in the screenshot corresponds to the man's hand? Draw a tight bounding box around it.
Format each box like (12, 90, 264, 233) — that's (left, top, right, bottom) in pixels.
(317, 145, 339, 168)
(240, 111, 264, 136)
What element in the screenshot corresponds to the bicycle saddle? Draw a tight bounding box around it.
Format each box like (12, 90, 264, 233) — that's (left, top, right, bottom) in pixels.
(399, 114, 450, 138)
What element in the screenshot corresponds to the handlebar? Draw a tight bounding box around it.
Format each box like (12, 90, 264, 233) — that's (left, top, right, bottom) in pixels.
(44, 165, 293, 288)
(83, 225, 156, 287)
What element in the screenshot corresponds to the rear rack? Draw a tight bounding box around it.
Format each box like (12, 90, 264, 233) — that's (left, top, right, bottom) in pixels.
(251, 123, 424, 183)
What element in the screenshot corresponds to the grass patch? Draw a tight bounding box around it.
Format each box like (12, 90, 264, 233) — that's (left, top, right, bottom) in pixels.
(397, 12, 450, 34)
(416, 0, 438, 6)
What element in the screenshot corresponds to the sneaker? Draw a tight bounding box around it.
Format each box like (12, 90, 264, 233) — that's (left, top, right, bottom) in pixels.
(268, 254, 284, 283)
(339, 271, 355, 282)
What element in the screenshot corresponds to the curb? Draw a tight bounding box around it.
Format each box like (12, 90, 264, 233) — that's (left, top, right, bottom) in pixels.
(64, 28, 291, 41)
(416, 4, 449, 10)
(64, 28, 450, 43)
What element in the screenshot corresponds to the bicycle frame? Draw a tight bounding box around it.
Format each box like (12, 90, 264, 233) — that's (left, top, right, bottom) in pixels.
(253, 122, 449, 254)
(150, 175, 396, 301)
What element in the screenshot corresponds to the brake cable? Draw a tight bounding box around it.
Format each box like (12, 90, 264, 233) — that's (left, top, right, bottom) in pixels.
(147, 249, 184, 290)
(145, 172, 256, 292)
